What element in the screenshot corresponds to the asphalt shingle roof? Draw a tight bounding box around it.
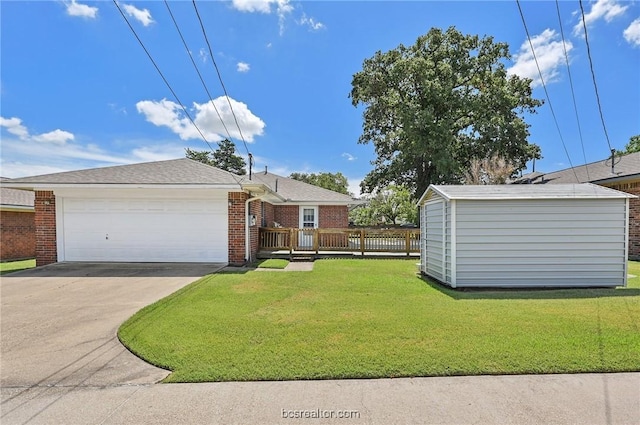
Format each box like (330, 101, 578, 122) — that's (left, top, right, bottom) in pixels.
(514, 151, 640, 184)
(247, 171, 356, 203)
(3, 159, 242, 186)
(0, 187, 35, 208)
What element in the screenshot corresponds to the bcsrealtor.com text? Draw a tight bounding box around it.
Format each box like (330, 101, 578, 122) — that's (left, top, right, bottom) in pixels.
(281, 408, 361, 419)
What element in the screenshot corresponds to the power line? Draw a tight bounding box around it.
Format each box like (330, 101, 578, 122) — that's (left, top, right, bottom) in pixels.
(112, 0, 218, 155)
(191, 0, 252, 160)
(163, 0, 236, 145)
(555, 0, 590, 181)
(578, 0, 615, 154)
(516, 0, 579, 182)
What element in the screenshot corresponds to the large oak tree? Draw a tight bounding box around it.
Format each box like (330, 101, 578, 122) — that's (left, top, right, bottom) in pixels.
(350, 27, 542, 197)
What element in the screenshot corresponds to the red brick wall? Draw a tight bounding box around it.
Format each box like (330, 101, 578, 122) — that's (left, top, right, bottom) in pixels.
(228, 192, 248, 265)
(249, 199, 261, 261)
(34, 191, 57, 266)
(319, 205, 349, 228)
(0, 211, 36, 261)
(605, 182, 639, 261)
(274, 205, 299, 228)
(262, 202, 275, 227)
(272, 205, 349, 228)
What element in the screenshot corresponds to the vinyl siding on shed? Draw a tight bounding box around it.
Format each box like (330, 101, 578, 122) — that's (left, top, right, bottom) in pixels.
(454, 198, 627, 287)
(424, 198, 445, 281)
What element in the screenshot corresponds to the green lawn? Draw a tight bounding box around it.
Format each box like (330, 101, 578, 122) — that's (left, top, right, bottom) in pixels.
(119, 259, 640, 383)
(254, 259, 289, 269)
(0, 259, 35, 275)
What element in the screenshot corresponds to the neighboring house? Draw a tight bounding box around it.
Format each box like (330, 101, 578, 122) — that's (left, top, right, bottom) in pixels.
(0, 180, 36, 261)
(1, 159, 357, 266)
(418, 184, 635, 288)
(513, 151, 640, 260)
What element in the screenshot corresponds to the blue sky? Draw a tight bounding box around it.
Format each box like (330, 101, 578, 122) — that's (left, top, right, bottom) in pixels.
(1, 0, 639, 195)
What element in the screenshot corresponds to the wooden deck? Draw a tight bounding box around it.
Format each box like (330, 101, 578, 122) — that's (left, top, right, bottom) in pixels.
(258, 227, 420, 260)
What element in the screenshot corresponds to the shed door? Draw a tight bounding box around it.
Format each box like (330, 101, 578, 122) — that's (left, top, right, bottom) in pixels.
(61, 197, 227, 262)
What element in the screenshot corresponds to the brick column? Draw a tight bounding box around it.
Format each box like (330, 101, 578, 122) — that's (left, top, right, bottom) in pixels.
(626, 187, 640, 261)
(228, 192, 248, 265)
(34, 191, 57, 266)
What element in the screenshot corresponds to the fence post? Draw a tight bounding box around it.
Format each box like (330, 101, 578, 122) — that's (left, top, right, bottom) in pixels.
(405, 230, 411, 257)
(313, 229, 319, 254)
(360, 229, 365, 256)
(289, 228, 294, 255)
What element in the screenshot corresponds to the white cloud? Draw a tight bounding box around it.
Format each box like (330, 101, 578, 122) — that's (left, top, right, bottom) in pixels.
(508, 29, 573, 88)
(298, 13, 325, 31)
(0, 117, 29, 139)
(199, 48, 208, 63)
(623, 18, 640, 47)
(348, 178, 363, 198)
(136, 97, 266, 142)
(0, 116, 74, 145)
(122, 3, 154, 27)
(573, 0, 628, 36)
(32, 129, 75, 145)
(231, 0, 293, 35)
(342, 152, 356, 161)
(65, 0, 98, 19)
(237, 62, 251, 73)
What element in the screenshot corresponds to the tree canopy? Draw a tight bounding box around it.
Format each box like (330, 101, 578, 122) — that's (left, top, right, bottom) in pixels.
(349, 185, 417, 226)
(289, 172, 351, 195)
(185, 139, 246, 175)
(350, 26, 542, 197)
(623, 135, 640, 154)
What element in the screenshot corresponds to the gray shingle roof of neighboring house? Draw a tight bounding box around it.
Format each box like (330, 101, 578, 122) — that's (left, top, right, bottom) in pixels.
(246, 171, 357, 204)
(0, 184, 35, 210)
(2, 159, 242, 186)
(420, 183, 635, 203)
(513, 151, 640, 184)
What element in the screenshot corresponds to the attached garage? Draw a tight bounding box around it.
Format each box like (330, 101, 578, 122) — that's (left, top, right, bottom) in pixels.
(418, 184, 636, 288)
(57, 191, 228, 262)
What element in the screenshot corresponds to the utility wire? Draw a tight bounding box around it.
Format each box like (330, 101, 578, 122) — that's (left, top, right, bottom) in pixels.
(163, 0, 236, 146)
(192, 0, 252, 160)
(555, 0, 590, 181)
(578, 0, 615, 154)
(112, 0, 217, 154)
(516, 0, 579, 182)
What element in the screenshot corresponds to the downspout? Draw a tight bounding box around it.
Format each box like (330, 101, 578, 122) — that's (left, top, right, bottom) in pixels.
(245, 194, 265, 263)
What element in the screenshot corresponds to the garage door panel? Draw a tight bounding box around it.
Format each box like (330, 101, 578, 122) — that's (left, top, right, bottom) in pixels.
(62, 198, 228, 262)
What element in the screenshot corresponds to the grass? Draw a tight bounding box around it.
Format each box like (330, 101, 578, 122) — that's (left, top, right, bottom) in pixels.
(119, 259, 640, 383)
(0, 259, 35, 275)
(254, 259, 289, 269)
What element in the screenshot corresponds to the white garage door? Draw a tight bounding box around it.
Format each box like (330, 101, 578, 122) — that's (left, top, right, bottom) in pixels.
(61, 197, 228, 262)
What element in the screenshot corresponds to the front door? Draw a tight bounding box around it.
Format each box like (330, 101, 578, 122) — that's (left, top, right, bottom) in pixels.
(298, 206, 318, 249)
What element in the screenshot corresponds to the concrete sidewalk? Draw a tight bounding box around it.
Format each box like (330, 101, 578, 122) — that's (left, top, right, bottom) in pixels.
(2, 373, 638, 424)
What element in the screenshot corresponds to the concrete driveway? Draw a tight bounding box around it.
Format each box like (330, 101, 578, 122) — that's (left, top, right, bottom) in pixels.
(1, 262, 223, 390)
(1, 262, 639, 425)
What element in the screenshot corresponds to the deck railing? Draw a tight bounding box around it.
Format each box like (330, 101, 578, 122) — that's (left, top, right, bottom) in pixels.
(259, 227, 420, 256)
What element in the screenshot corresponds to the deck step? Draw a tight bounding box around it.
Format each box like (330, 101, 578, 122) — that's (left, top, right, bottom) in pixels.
(291, 255, 315, 262)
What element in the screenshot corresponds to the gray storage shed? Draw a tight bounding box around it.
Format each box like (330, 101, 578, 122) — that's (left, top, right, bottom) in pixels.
(418, 184, 635, 288)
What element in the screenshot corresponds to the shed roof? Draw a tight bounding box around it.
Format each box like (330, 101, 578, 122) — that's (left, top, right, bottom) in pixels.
(419, 183, 636, 203)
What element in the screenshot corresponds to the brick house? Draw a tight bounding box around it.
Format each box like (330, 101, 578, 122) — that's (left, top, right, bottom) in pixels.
(513, 151, 640, 260)
(2, 159, 357, 266)
(0, 184, 36, 261)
